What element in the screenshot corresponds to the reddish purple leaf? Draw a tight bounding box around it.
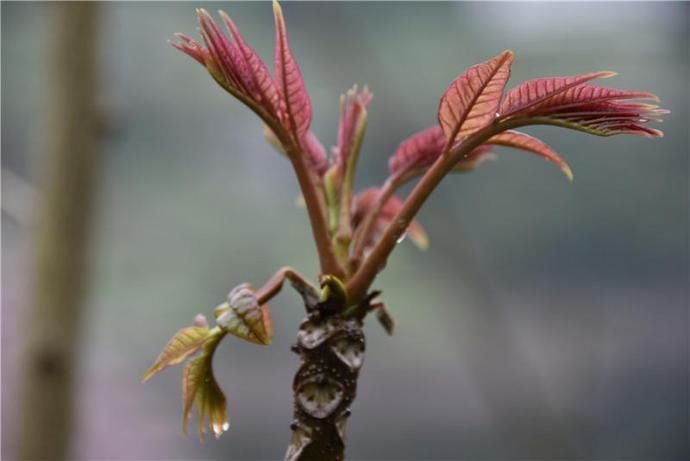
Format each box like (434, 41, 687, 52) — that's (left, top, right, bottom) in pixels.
(197, 9, 249, 93)
(273, 0, 312, 139)
(388, 126, 446, 178)
(438, 50, 514, 144)
(537, 98, 667, 137)
(484, 130, 573, 180)
(499, 69, 665, 137)
(219, 11, 281, 116)
(515, 84, 664, 137)
(302, 131, 329, 175)
(171, 10, 283, 122)
(335, 86, 372, 172)
(169, 33, 209, 66)
(526, 84, 659, 114)
(499, 71, 616, 118)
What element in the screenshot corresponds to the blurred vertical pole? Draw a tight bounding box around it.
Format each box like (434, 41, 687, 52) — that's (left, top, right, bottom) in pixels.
(17, 2, 101, 459)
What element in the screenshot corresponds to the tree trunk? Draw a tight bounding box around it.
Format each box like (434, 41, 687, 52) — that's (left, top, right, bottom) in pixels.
(285, 295, 366, 461)
(17, 3, 101, 460)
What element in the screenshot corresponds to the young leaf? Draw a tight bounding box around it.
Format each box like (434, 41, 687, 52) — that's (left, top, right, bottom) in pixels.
(388, 126, 446, 178)
(511, 86, 665, 137)
(219, 10, 282, 116)
(388, 126, 498, 179)
(302, 131, 329, 175)
(263, 127, 329, 175)
(438, 50, 514, 145)
(171, 10, 284, 124)
(484, 130, 573, 181)
(526, 85, 658, 114)
(499, 71, 616, 118)
(142, 324, 211, 382)
(169, 33, 209, 66)
(335, 86, 373, 174)
(215, 283, 273, 345)
(273, 0, 312, 139)
(182, 332, 228, 440)
(197, 9, 249, 94)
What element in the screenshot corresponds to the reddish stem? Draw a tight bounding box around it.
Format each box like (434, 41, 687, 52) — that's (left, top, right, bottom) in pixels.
(349, 174, 402, 270)
(346, 122, 509, 302)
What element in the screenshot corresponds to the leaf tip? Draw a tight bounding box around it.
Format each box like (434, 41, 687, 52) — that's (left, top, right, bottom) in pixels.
(141, 369, 155, 383)
(409, 225, 429, 250)
(272, 0, 283, 18)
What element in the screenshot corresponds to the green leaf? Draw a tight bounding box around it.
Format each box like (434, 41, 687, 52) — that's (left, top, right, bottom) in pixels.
(181, 331, 228, 440)
(142, 324, 210, 382)
(215, 283, 273, 345)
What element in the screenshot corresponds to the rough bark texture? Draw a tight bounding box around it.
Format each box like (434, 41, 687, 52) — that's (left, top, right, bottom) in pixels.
(285, 294, 366, 461)
(17, 3, 101, 460)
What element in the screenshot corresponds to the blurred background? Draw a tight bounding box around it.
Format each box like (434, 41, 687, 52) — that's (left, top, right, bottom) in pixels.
(2, 2, 688, 460)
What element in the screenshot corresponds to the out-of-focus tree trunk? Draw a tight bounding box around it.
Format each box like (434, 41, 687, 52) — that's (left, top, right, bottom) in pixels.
(17, 3, 101, 459)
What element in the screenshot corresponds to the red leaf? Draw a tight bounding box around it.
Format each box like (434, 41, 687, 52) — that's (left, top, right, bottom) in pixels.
(526, 84, 659, 115)
(273, 0, 312, 138)
(335, 86, 372, 171)
(169, 33, 209, 66)
(484, 130, 573, 181)
(438, 50, 514, 144)
(173, 10, 284, 123)
(219, 11, 281, 116)
(499, 71, 616, 118)
(388, 126, 446, 178)
(507, 83, 665, 137)
(302, 131, 329, 175)
(197, 9, 249, 92)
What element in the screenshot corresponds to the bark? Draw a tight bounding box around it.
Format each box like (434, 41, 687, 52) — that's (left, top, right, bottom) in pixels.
(17, 3, 101, 460)
(285, 293, 367, 461)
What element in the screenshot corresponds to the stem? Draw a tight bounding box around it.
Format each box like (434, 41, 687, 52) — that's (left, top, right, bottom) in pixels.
(285, 295, 366, 461)
(285, 141, 346, 278)
(349, 173, 402, 270)
(18, 3, 101, 459)
(346, 122, 511, 302)
(217, 83, 344, 279)
(255, 266, 320, 305)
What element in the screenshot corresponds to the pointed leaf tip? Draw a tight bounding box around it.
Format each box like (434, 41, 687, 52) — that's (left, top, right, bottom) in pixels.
(142, 325, 211, 383)
(181, 332, 228, 440)
(438, 50, 514, 144)
(484, 130, 574, 181)
(562, 165, 574, 182)
(273, 0, 312, 138)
